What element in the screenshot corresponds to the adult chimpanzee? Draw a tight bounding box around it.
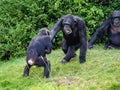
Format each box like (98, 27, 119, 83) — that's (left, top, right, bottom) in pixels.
(50, 14, 87, 64)
(23, 28, 52, 78)
(88, 11, 120, 49)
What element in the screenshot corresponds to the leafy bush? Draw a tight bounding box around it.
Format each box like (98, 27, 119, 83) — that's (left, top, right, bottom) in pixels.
(0, 0, 120, 60)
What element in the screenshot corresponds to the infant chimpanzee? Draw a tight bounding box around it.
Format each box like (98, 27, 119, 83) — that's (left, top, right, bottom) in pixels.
(23, 28, 52, 78)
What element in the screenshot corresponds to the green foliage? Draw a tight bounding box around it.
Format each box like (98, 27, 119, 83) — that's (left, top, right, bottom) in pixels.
(0, 47, 120, 89)
(0, 0, 120, 60)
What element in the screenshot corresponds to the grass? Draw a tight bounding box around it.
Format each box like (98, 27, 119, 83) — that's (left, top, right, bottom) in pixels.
(0, 45, 120, 90)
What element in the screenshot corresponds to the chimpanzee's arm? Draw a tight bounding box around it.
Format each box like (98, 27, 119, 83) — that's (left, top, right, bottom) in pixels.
(77, 18, 87, 63)
(88, 18, 110, 48)
(50, 19, 63, 40)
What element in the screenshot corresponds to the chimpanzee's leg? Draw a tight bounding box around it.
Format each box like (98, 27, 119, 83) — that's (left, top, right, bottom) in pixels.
(34, 57, 50, 78)
(62, 38, 68, 54)
(23, 64, 31, 76)
(61, 45, 76, 63)
(79, 42, 87, 63)
(104, 40, 120, 49)
(105, 34, 120, 49)
(44, 60, 51, 78)
(23, 49, 36, 76)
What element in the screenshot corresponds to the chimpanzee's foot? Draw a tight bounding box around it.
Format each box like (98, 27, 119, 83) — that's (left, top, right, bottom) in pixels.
(61, 59, 69, 63)
(61, 54, 76, 63)
(88, 44, 93, 49)
(23, 73, 29, 77)
(80, 60, 86, 64)
(104, 45, 114, 49)
(105, 44, 120, 49)
(44, 75, 49, 78)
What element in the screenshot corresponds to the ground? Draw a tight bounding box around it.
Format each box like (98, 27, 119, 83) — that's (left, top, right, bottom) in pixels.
(0, 45, 120, 90)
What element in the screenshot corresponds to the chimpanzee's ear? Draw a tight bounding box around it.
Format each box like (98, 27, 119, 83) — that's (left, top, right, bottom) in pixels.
(46, 30, 50, 36)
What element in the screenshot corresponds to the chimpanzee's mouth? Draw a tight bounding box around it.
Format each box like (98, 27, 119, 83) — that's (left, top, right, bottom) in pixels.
(113, 22, 120, 27)
(65, 29, 72, 34)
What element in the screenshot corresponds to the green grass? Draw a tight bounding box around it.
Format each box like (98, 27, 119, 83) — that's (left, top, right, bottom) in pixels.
(0, 45, 120, 90)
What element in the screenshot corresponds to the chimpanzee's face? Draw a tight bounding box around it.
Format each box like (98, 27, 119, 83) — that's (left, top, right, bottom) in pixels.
(111, 11, 120, 27)
(112, 17, 120, 27)
(62, 15, 76, 35)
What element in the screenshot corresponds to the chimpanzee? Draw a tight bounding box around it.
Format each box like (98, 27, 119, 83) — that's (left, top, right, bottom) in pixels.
(23, 28, 52, 78)
(88, 11, 120, 49)
(50, 14, 87, 64)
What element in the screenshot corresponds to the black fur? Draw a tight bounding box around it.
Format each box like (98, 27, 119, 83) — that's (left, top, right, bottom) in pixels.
(89, 11, 120, 49)
(50, 14, 87, 63)
(23, 28, 52, 78)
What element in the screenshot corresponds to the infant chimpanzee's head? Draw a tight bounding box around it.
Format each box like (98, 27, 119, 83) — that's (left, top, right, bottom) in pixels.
(38, 28, 50, 36)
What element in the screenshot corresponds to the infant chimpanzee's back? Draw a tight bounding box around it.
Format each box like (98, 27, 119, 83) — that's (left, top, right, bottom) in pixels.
(23, 28, 52, 78)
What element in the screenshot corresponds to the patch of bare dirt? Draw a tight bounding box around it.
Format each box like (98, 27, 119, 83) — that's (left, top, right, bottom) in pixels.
(53, 76, 80, 87)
